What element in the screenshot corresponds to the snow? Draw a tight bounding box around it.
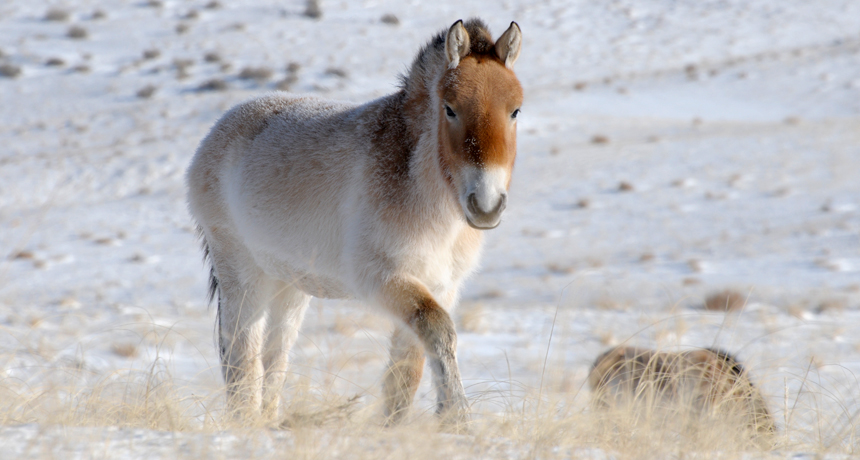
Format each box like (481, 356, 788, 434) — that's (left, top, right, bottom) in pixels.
(1, 0, 859, 457)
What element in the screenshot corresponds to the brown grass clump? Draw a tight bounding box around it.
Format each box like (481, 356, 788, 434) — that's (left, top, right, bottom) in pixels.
(67, 26, 88, 39)
(590, 134, 609, 144)
(136, 84, 157, 99)
(276, 74, 298, 91)
(45, 57, 65, 67)
(142, 48, 161, 60)
(203, 51, 221, 63)
(276, 63, 301, 91)
(172, 57, 194, 70)
(304, 0, 322, 19)
(618, 181, 634, 192)
(0, 63, 23, 78)
(238, 66, 273, 81)
(815, 298, 847, 314)
(198, 78, 228, 91)
(687, 258, 704, 273)
(325, 67, 349, 78)
(44, 8, 71, 22)
(9, 250, 34, 260)
(588, 346, 775, 448)
(111, 343, 139, 358)
(704, 289, 747, 312)
(684, 64, 699, 80)
(174, 58, 194, 79)
(381, 14, 400, 25)
(546, 262, 575, 275)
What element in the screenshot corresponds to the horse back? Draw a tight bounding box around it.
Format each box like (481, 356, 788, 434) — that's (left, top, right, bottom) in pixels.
(187, 94, 367, 284)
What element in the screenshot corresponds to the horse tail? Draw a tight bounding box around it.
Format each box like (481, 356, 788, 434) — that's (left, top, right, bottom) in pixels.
(197, 226, 224, 361)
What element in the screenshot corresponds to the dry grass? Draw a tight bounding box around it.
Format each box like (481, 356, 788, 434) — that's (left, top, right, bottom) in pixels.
(0, 314, 857, 459)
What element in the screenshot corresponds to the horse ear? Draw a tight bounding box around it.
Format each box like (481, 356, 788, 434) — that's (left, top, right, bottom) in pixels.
(445, 20, 470, 69)
(495, 22, 522, 69)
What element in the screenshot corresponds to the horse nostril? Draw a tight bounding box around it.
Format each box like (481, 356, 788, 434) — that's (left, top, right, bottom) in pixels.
(497, 193, 508, 214)
(467, 193, 480, 216)
(468, 192, 507, 217)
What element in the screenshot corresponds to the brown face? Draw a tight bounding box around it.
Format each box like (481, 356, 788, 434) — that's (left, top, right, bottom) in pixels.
(437, 55, 524, 229)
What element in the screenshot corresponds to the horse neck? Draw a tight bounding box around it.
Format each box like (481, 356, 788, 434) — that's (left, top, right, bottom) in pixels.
(401, 88, 461, 225)
(361, 69, 462, 233)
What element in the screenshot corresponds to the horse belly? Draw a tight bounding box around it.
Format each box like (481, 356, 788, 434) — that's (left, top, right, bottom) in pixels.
(259, 257, 352, 299)
(235, 204, 354, 299)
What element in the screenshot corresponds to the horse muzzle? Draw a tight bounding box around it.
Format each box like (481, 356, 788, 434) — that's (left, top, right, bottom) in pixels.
(465, 191, 506, 229)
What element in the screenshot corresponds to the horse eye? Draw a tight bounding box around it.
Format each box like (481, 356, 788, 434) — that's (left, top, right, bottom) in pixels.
(445, 106, 456, 118)
(511, 109, 520, 119)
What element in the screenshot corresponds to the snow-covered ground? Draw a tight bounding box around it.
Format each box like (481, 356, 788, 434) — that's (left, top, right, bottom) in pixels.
(1, 0, 859, 458)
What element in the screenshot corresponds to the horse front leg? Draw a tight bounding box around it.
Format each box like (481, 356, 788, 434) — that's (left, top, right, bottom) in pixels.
(380, 277, 468, 428)
(382, 324, 426, 425)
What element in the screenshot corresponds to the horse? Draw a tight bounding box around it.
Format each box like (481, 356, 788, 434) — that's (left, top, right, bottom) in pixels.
(186, 18, 524, 426)
(589, 346, 775, 445)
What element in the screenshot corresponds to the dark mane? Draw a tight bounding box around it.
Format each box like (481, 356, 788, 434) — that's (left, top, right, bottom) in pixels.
(399, 18, 496, 91)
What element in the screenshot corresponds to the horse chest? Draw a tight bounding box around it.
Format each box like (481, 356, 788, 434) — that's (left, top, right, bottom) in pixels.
(399, 228, 481, 298)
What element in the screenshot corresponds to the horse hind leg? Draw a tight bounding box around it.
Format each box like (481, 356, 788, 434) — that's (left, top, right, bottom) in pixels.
(261, 282, 311, 420)
(212, 259, 272, 421)
(383, 324, 426, 425)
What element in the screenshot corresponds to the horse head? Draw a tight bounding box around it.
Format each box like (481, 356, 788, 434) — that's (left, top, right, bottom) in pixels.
(437, 20, 523, 229)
